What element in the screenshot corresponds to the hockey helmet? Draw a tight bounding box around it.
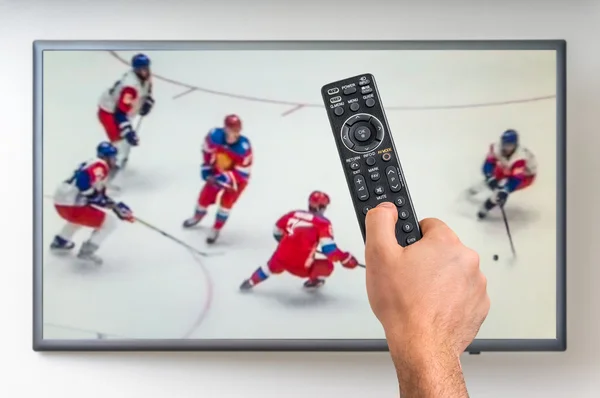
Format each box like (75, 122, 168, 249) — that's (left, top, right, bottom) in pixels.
(501, 129, 519, 145)
(131, 53, 151, 69)
(96, 141, 118, 159)
(224, 114, 242, 131)
(309, 191, 331, 211)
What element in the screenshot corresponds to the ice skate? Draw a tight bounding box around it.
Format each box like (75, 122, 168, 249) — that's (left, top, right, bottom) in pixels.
(182, 216, 201, 228)
(49, 235, 75, 252)
(303, 278, 325, 289)
(477, 208, 489, 219)
(76, 240, 103, 265)
(239, 279, 253, 291)
(182, 210, 206, 228)
(206, 228, 220, 244)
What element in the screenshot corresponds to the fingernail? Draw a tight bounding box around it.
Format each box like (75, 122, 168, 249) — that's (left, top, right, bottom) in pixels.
(377, 202, 396, 209)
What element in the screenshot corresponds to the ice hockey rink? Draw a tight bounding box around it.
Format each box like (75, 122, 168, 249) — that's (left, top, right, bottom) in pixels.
(41, 49, 558, 341)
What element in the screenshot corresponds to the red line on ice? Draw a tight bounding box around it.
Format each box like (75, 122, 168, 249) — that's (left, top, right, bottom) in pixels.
(181, 250, 215, 339)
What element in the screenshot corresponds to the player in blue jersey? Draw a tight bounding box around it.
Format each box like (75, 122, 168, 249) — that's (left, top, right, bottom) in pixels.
(182, 114, 253, 244)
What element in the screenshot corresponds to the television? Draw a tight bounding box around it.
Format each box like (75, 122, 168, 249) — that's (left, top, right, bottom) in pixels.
(33, 40, 566, 352)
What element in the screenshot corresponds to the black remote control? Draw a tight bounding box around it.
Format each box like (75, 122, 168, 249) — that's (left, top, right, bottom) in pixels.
(321, 73, 422, 247)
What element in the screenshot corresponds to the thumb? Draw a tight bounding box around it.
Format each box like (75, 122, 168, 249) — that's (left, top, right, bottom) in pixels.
(365, 202, 401, 254)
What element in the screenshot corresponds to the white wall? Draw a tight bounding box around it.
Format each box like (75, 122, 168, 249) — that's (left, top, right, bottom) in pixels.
(1, 1, 598, 397)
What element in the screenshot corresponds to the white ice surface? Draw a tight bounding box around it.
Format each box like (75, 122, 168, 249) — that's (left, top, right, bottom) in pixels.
(41, 50, 557, 340)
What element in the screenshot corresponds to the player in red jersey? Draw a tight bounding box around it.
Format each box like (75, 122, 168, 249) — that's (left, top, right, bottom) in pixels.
(239, 191, 359, 290)
(182, 114, 252, 244)
(49, 142, 135, 265)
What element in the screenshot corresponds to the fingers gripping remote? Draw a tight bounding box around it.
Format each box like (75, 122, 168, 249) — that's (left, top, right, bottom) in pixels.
(321, 73, 422, 247)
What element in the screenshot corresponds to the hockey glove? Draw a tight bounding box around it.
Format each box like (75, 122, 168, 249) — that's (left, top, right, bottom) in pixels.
(340, 253, 359, 269)
(200, 165, 213, 181)
(118, 121, 139, 146)
(112, 202, 134, 222)
(139, 96, 155, 116)
(493, 188, 509, 207)
(485, 176, 498, 190)
(210, 172, 235, 190)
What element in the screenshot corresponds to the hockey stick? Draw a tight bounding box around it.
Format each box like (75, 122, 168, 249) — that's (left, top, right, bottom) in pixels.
(500, 206, 516, 257)
(132, 216, 222, 257)
(42, 194, 221, 258)
(316, 250, 365, 268)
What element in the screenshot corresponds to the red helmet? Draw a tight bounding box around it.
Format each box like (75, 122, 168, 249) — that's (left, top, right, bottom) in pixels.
(224, 114, 242, 131)
(308, 191, 330, 210)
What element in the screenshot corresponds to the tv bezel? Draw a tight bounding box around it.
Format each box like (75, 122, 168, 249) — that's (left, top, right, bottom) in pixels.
(32, 39, 567, 353)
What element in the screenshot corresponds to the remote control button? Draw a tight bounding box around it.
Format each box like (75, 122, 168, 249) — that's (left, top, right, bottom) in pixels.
(353, 174, 369, 201)
(346, 114, 371, 126)
(330, 96, 342, 104)
(341, 126, 355, 149)
(362, 205, 372, 215)
(366, 98, 376, 108)
(399, 209, 410, 220)
(358, 77, 370, 86)
(374, 185, 385, 195)
(354, 140, 381, 153)
(369, 118, 384, 140)
(327, 87, 339, 95)
(361, 86, 373, 95)
(343, 86, 357, 95)
(406, 235, 417, 245)
(350, 102, 360, 112)
(402, 223, 413, 233)
(365, 156, 376, 166)
(385, 166, 402, 192)
(353, 125, 372, 142)
(370, 172, 380, 181)
(382, 152, 392, 162)
(349, 161, 360, 170)
(334, 107, 344, 116)
(394, 196, 406, 207)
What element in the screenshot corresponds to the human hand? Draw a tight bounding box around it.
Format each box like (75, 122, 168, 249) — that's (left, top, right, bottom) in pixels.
(364, 202, 490, 358)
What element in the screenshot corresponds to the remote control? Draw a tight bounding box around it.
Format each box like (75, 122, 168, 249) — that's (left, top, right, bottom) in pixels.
(320, 73, 422, 247)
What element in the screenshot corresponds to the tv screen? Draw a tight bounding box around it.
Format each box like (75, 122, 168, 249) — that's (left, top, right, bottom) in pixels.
(34, 41, 566, 351)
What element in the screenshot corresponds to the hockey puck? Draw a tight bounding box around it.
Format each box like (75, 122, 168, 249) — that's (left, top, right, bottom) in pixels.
(493, 254, 499, 261)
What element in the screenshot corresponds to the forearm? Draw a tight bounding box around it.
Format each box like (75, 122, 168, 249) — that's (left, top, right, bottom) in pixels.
(387, 331, 468, 398)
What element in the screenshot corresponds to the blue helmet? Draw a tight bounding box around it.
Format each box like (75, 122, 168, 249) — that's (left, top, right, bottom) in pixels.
(501, 129, 519, 145)
(97, 141, 118, 159)
(131, 53, 151, 69)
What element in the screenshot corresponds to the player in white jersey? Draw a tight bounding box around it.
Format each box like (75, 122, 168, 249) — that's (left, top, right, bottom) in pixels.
(49, 142, 135, 265)
(97, 53, 155, 186)
(469, 129, 538, 219)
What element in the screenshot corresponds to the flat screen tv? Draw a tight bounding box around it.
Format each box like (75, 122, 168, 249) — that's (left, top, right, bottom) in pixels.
(33, 40, 566, 352)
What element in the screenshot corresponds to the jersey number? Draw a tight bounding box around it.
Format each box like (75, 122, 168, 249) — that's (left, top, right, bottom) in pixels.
(286, 217, 313, 235)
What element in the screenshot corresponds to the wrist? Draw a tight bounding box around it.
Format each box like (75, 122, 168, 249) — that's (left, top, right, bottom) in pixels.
(386, 329, 467, 398)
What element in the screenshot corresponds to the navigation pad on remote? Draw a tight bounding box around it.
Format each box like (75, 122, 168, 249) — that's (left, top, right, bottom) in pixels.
(340, 113, 385, 153)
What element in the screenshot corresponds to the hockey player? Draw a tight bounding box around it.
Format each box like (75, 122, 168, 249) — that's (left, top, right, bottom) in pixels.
(182, 114, 253, 244)
(97, 53, 155, 185)
(239, 191, 359, 290)
(49, 141, 135, 265)
(474, 129, 537, 219)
